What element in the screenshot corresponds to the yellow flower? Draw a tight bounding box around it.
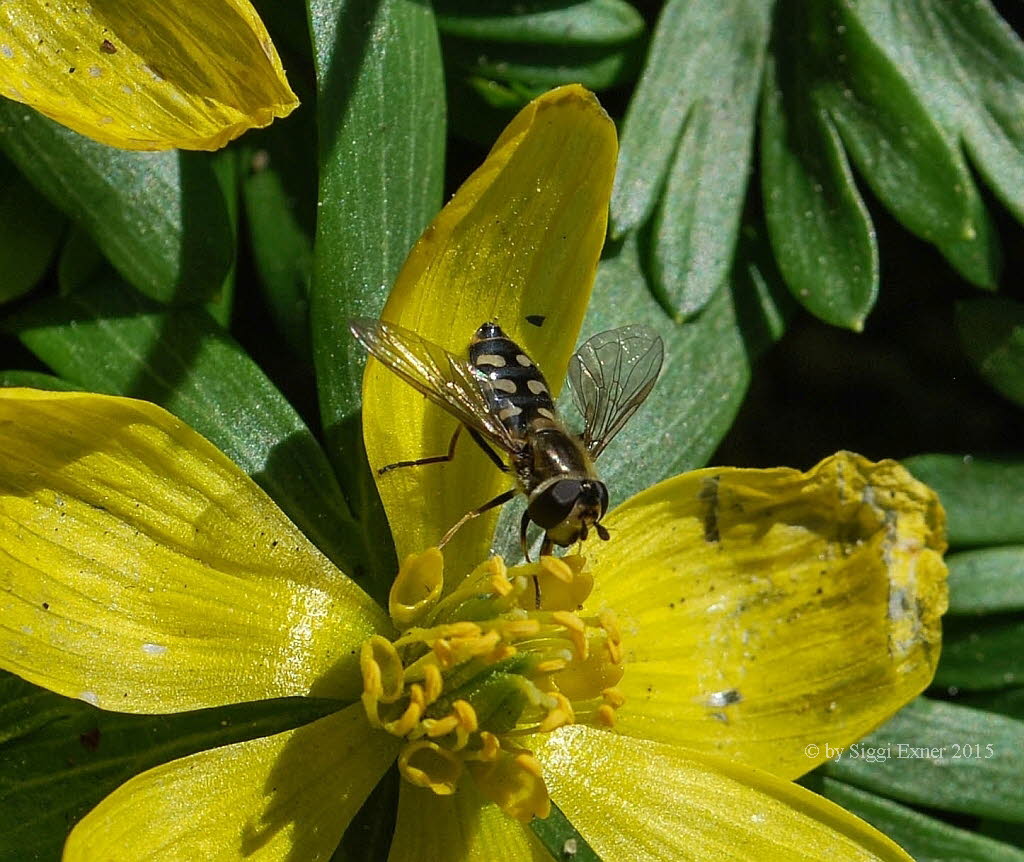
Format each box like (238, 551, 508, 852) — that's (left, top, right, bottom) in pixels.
(0, 0, 297, 150)
(0, 86, 947, 860)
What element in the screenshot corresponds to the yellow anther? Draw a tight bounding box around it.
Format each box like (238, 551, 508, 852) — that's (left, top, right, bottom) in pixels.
(596, 704, 617, 727)
(385, 700, 423, 737)
(479, 731, 501, 761)
(389, 547, 444, 627)
(399, 741, 464, 796)
(487, 555, 508, 580)
(515, 752, 544, 778)
(538, 692, 574, 732)
(433, 639, 454, 668)
(361, 635, 405, 703)
(535, 658, 568, 674)
(423, 664, 443, 704)
(605, 638, 622, 665)
(486, 643, 518, 663)
(438, 621, 483, 639)
(470, 751, 551, 822)
(602, 687, 626, 708)
(551, 611, 588, 660)
(424, 714, 460, 738)
(408, 683, 426, 709)
(501, 618, 542, 639)
(489, 572, 514, 596)
(453, 699, 479, 732)
(540, 555, 574, 583)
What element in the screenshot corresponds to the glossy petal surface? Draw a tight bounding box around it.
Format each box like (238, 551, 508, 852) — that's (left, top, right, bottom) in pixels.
(0, 390, 388, 712)
(388, 780, 550, 862)
(65, 704, 399, 861)
(362, 85, 616, 578)
(536, 726, 913, 862)
(587, 452, 947, 778)
(0, 0, 297, 150)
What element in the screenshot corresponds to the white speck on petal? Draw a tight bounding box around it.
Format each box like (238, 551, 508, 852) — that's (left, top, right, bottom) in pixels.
(88, 65, 101, 78)
(80, 690, 100, 706)
(20, 625, 33, 635)
(1, 44, 14, 59)
(750, 812, 766, 824)
(142, 642, 167, 656)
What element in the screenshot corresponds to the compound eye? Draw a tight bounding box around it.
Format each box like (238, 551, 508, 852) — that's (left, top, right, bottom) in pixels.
(529, 480, 582, 529)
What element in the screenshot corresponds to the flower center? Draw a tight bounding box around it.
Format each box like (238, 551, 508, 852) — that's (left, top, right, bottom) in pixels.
(359, 548, 624, 822)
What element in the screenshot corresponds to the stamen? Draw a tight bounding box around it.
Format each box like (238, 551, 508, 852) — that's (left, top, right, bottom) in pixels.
(361, 549, 626, 823)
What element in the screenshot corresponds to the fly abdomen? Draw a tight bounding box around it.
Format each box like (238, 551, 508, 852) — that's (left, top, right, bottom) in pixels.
(470, 322, 556, 435)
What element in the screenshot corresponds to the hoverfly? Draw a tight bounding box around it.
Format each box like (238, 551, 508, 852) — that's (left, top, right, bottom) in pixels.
(350, 318, 663, 560)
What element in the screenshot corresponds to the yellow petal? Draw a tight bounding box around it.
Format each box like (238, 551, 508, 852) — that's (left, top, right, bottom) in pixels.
(362, 85, 617, 579)
(0, 0, 297, 150)
(535, 726, 913, 862)
(587, 452, 947, 779)
(0, 389, 389, 712)
(388, 778, 550, 862)
(65, 703, 399, 861)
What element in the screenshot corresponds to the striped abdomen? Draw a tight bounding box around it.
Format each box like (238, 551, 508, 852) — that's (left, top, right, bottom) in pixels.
(469, 322, 556, 437)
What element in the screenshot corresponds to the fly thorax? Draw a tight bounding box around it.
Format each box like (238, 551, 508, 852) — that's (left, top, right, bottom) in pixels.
(358, 549, 624, 822)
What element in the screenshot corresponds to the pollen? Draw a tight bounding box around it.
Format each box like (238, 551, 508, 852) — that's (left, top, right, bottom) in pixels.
(359, 548, 626, 822)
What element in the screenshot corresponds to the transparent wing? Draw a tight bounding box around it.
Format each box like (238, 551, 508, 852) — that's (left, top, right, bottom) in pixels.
(349, 317, 519, 453)
(567, 324, 664, 459)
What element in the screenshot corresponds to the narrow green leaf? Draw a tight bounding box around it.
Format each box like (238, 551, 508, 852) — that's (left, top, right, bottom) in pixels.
(333, 766, 399, 862)
(648, 4, 771, 317)
(935, 615, 1024, 691)
(822, 698, 1024, 822)
(205, 148, 240, 328)
(0, 370, 79, 391)
(0, 101, 233, 304)
(819, 777, 1024, 862)
(0, 671, 339, 862)
(308, 0, 446, 598)
(851, 0, 1024, 226)
(964, 688, 1024, 722)
(0, 153, 63, 304)
(241, 117, 318, 361)
(529, 801, 601, 862)
(57, 226, 107, 295)
(7, 282, 364, 580)
(957, 298, 1024, 408)
(820, 3, 974, 250)
(761, 48, 878, 330)
(442, 37, 643, 92)
(611, 0, 772, 241)
(902, 454, 1024, 547)
(947, 546, 1024, 614)
(436, 0, 644, 46)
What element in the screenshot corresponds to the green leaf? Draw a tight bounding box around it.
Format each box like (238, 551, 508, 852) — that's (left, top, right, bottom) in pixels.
(333, 766, 398, 862)
(610, 0, 771, 318)
(902, 454, 1024, 547)
(205, 148, 240, 328)
(529, 801, 601, 862)
(0, 101, 233, 305)
(958, 298, 1024, 408)
(57, 226, 107, 295)
(0, 370, 79, 391)
(964, 688, 1024, 722)
(0, 153, 63, 304)
(437, 0, 646, 93)
(822, 698, 1024, 822)
(760, 49, 877, 330)
(435, 0, 644, 46)
(7, 282, 365, 581)
(818, 777, 1024, 862)
(0, 671, 339, 862)
(850, 0, 1024, 226)
(935, 615, 1024, 691)
(307, 0, 446, 598)
(241, 117, 318, 361)
(442, 36, 643, 92)
(947, 546, 1024, 614)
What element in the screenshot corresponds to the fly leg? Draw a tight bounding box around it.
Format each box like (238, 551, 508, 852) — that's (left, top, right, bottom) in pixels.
(378, 426, 511, 476)
(438, 489, 516, 549)
(531, 534, 556, 610)
(378, 426, 462, 475)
